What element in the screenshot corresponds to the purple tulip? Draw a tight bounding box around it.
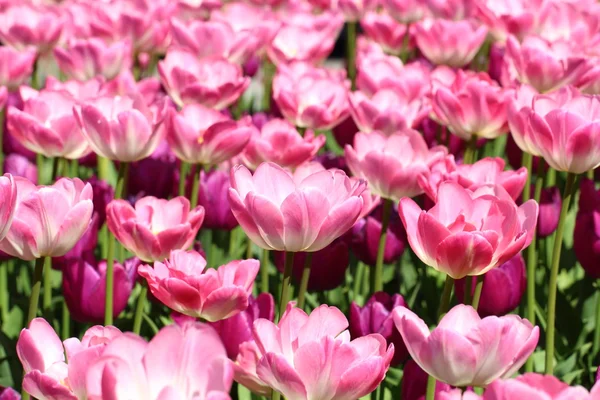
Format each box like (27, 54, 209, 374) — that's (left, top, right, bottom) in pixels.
(127, 140, 177, 200)
(402, 359, 451, 400)
(62, 255, 136, 324)
(574, 179, 600, 278)
(0, 387, 19, 400)
(455, 253, 526, 317)
(197, 169, 238, 231)
(349, 292, 408, 366)
(4, 153, 36, 183)
(488, 43, 505, 83)
(208, 293, 274, 359)
(243, 55, 260, 78)
(537, 186, 561, 238)
(86, 176, 114, 226)
(332, 116, 358, 148)
(251, 112, 271, 131)
(274, 239, 350, 291)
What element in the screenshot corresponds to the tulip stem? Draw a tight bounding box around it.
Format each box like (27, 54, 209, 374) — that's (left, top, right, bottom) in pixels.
(260, 248, 270, 293)
(463, 136, 478, 164)
(190, 164, 202, 209)
(545, 171, 577, 374)
(178, 162, 189, 197)
(61, 300, 70, 340)
(0, 262, 6, 322)
(246, 236, 254, 259)
(262, 61, 275, 112)
(42, 257, 52, 313)
(115, 162, 129, 200)
(132, 285, 148, 334)
(587, 169, 595, 180)
(427, 274, 455, 400)
(593, 284, 600, 356)
(346, 22, 357, 90)
(373, 198, 393, 294)
(525, 159, 545, 372)
(278, 252, 295, 321)
(471, 275, 484, 310)
(353, 262, 366, 299)
(464, 276, 472, 305)
(26, 257, 45, 327)
(522, 152, 533, 203)
(297, 253, 313, 310)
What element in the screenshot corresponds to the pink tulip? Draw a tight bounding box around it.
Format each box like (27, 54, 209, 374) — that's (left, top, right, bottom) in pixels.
(414, 19, 487, 68)
(74, 94, 166, 162)
(267, 24, 338, 66)
(54, 38, 133, 81)
(394, 304, 539, 387)
(248, 303, 393, 400)
(44, 76, 104, 101)
(427, 0, 475, 20)
(483, 373, 600, 399)
(475, 0, 542, 42)
(345, 130, 447, 201)
(0, 47, 36, 91)
(349, 87, 429, 134)
(17, 318, 121, 400)
(360, 11, 412, 56)
(504, 35, 590, 93)
(338, 0, 378, 21)
(240, 119, 325, 170)
(175, 0, 222, 21)
(383, 0, 428, 23)
(209, 293, 275, 359)
(398, 182, 538, 279)
(211, 2, 281, 41)
(272, 63, 350, 130)
(85, 322, 233, 399)
(229, 162, 366, 252)
(4, 154, 37, 184)
(506, 84, 543, 157)
(159, 49, 250, 110)
(530, 1, 597, 44)
(420, 156, 527, 202)
(138, 250, 259, 321)
(0, 4, 64, 53)
(0, 388, 19, 400)
(7, 90, 92, 159)
(432, 70, 512, 140)
(0, 178, 93, 261)
(0, 174, 16, 243)
(524, 86, 600, 173)
(235, 340, 273, 396)
(106, 196, 204, 262)
(167, 104, 255, 165)
(356, 55, 430, 98)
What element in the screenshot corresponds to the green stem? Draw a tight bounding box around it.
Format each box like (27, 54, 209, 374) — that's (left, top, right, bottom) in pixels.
(587, 169, 595, 180)
(70, 159, 79, 178)
(246, 236, 253, 259)
(373, 198, 393, 293)
(261, 248, 270, 293)
(114, 162, 129, 200)
(229, 228, 237, 258)
(471, 275, 484, 310)
(36, 154, 44, 186)
(425, 376, 436, 400)
(593, 287, 600, 355)
(132, 285, 148, 334)
(525, 159, 545, 372)
(522, 152, 533, 203)
(346, 22, 357, 90)
(262, 61, 275, 112)
(545, 171, 577, 375)
(297, 253, 313, 310)
(464, 276, 472, 305)
(97, 157, 112, 186)
(178, 162, 189, 197)
(61, 300, 70, 340)
(26, 258, 45, 327)
(353, 262, 366, 299)
(463, 136, 478, 164)
(42, 257, 51, 312)
(190, 164, 201, 209)
(0, 261, 6, 322)
(278, 252, 295, 321)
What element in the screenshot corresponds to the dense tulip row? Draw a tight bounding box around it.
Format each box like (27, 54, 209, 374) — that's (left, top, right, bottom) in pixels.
(0, 0, 598, 399)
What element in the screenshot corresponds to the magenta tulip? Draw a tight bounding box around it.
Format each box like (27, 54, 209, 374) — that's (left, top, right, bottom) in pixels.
(240, 118, 325, 170)
(394, 304, 539, 387)
(197, 169, 238, 231)
(166, 104, 255, 165)
(0, 177, 93, 261)
(106, 196, 204, 262)
(574, 178, 600, 278)
(345, 130, 447, 201)
(209, 293, 275, 359)
(535, 186, 561, 238)
(4, 154, 36, 184)
(85, 177, 114, 226)
(399, 182, 538, 279)
(8, 90, 92, 159)
(402, 359, 451, 400)
(127, 141, 177, 200)
(138, 250, 259, 321)
(229, 162, 366, 252)
(159, 49, 250, 110)
(484, 373, 600, 399)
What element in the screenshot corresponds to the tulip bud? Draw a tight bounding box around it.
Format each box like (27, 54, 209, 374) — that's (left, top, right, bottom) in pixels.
(536, 186, 561, 238)
(349, 292, 408, 366)
(0, 387, 19, 400)
(197, 169, 238, 231)
(62, 256, 136, 324)
(455, 254, 526, 317)
(208, 293, 274, 359)
(402, 359, 451, 400)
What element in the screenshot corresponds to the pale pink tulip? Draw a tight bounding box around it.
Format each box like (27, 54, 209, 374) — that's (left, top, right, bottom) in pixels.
(106, 196, 204, 262)
(166, 104, 255, 165)
(175, 0, 222, 21)
(432, 70, 512, 140)
(360, 11, 412, 56)
(235, 341, 272, 396)
(85, 322, 233, 399)
(248, 303, 393, 400)
(414, 19, 487, 68)
(483, 373, 600, 399)
(8, 90, 92, 159)
(356, 55, 430, 98)
(159, 49, 250, 110)
(475, 0, 543, 42)
(420, 156, 527, 201)
(272, 63, 350, 130)
(211, 2, 281, 41)
(504, 35, 590, 93)
(506, 84, 543, 157)
(54, 38, 132, 81)
(74, 94, 166, 162)
(349, 87, 429, 134)
(44, 76, 104, 101)
(533, 1, 597, 44)
(394, 305, 539, 387)
(138, 250, 259, 321)
(524, 86, 600, 173)
(338, 0, 378, 21)
(267, 24, 338, 66)
(345, 130, 447, 201)
(241, 119, 325, 170)
(17, 318, 121, 400)
(0, 47, 36, 91)
(229, 162, 366, 252)
(0, 178, 93, 261)
(398, 182, 538, 278)
(383, 0, 428, 23)
(0, 3, 64, 53)
(0, 174, 16, 242)
(427, 0, 476, 20)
